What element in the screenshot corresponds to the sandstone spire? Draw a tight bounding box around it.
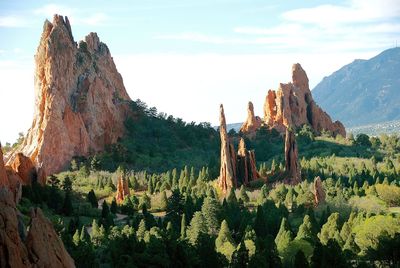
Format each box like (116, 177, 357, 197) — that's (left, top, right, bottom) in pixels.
(237, 138, 260, 185)
(7, 14, 131, 176)
(313, 176, 325, 206)
(0, 144, 9, 187)
(263, 64, 346, 137)
(284, 128, 301, 184)
(218, 104, 237, 194)
(240, 101, 262, 134)
(116, 175, 130, 204)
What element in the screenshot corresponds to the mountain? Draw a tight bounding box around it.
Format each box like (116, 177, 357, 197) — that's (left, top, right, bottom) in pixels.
(312, 47, 400, 127)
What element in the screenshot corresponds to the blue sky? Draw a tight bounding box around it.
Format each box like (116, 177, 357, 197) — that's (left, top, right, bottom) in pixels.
(1, 0, 399, 143)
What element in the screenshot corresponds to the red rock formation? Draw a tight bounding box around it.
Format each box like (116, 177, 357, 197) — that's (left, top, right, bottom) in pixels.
(313, 176, 325, 206)
(116, 176, 130, 204)
(5, 167, 23, 204)
(263, 64, 346, 137)
(284, 129, 301, 184)
(10, 153, 36, 185)
(26, 208, 75, 267)
(0, 187, 75, 267)
(218, 104, 237, 194)
(237, 138, 260, 185)
(7, 15, 131, 176)
(240, 101, 262, 134)
(0, 144, 8, 187)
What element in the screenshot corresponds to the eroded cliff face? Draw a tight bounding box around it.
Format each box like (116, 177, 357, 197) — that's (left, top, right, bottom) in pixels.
(0, 187, 75, 268)
(263, 64, 346, 137)
(237, 138, 260, 185)
(240, 101, 262, 134)
(7, 15, 131, 176)
(0, 145, 8, 187)
(284, 129, 301, 184)
(218, 105, 237, 194)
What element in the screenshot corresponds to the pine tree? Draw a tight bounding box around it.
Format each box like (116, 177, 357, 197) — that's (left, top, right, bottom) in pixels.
(80, 225, 89, 243)
(137, 219, 147, 241)
(201, 196, 221, 235)
(215, 220, 235, 249)
(187, 211, 207, 245)
(101, 200, 110, 219)
(231, 241, 249, 268)
(227, 187, 237, 204)
(110, 198, 117, 214)
(339, 221, 351, 242)
(160, 191, 168, 210)
(73, 229, 80, 246)
(62, 192, 73, 216)
(87, 189, 98, 208)
(180, 213, 187, 239)
(253, 205, 267, 238)
(318, 212, 340, 245)
(275, 218, 292, 256)
(343, 233, 359, 255)
(296, 214, 314, 242)
(239, 185, 250, 203)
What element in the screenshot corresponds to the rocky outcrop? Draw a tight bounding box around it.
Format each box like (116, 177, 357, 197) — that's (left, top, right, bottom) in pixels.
(9, 153, 36, 185)
(237, 138, 260, 185)
(284, 129, 301, 184)
(26, 208, 75, 267)
(313, 176, 325, 206)
(218, 104, 237, 194)
(263, 64, 346, 137)
(5, 167, 22, 204)
(0, 187, 75, 267)
(240, 102, 262, 134)
(116, 176, 130, 204)
(0, 145, 8, 187)
(7, 14, 131, 176)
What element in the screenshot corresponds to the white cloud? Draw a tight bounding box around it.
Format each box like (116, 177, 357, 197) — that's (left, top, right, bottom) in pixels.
(0, 16, 28, 27)
(282, 0, 400, 25)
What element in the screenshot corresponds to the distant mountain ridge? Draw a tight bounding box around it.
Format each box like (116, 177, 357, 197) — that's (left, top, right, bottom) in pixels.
(312, 47, 400, 127)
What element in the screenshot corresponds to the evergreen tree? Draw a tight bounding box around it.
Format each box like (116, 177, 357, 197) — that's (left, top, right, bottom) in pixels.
(80, 225, 89, 243)
(275, 218, 292, 256)
(62, 192, 73, 216)
(110, 197, 118, 214)
(187, 211, 207, 245)
(318, 213, 340, 245)
(215, 220, 236, 261)
(62, 176, 73, 193)
(239, 185, 250, 203)
(201, 196, 221, 235)
(231, 241, 249, 268)
(87, 189, 98, 208)
(137, 219, 147, 241)
(227, 187, 237, 204)
(296, 214, 315, 242)
(101, 200, 110, 219)
(253, 205, 267, 238)
(72, 229, 80, 246)
(180, 213, 187, 239)
(160, 191, 168, 210)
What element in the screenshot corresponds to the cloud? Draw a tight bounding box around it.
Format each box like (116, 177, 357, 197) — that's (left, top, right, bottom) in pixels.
(0, 16, 28, 27)
(282, 0, 400, 25)
(33, 4, 107, 26)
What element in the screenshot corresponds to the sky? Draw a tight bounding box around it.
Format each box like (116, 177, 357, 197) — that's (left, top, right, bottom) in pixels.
(0, 0, 399, 144)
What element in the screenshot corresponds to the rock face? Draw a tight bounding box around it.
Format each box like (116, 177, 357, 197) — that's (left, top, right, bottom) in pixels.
(313, 176, 325, 206)
(7, 15, 131, 176)
(10, 153, 36, 185)
(263, 64, 346, 137)
(284, 129, 301, 184)
(240, 101, 262, 134)
(0, 145, 8, 187)
(25, 208, 75, 267)
(116, 176, 130, 204)
(218, 105, 237, 194)
(237, 138, 260, 185)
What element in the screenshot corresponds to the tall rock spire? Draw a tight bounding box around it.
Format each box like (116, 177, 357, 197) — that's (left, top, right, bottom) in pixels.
(284, 128, 301, 184)
(7, 14, 131, 176)
(218, 104, 237, 194)
(240, 101, 262, 134)
(237, 138, 260, 185)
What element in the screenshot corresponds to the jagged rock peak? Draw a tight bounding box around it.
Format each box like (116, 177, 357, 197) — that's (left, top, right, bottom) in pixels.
(262, 63, 346, 137)
(7, 14, 132, 176)
(240, 101, 262, 134)
(284, 128, 301, 184)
